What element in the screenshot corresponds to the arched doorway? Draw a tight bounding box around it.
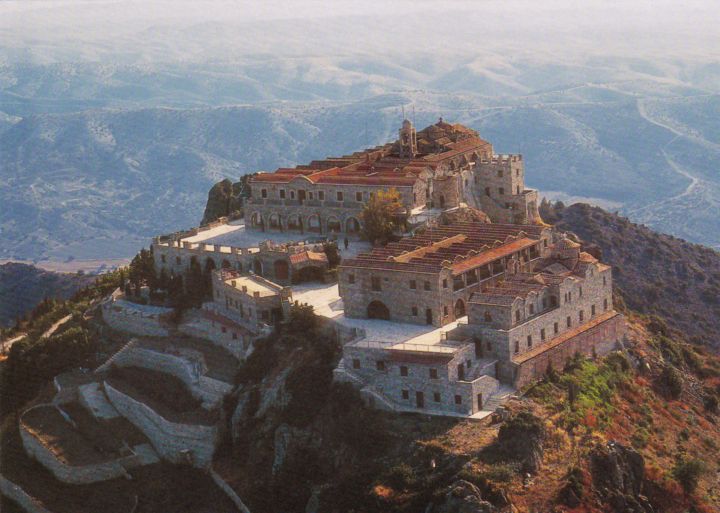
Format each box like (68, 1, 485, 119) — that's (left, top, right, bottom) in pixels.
(274, 259, 289, 281)
(454, 299, 466, 319)
(307, 214, 321, 233)
(327, 216, 341, 233)
(269, 213, 281, 230)
(287, 214, 301, 230)
(346, 217, 360, 233)
(250, 212, 263, 228)
(367, 301, 390, 320)
(439, 194, 445, 208)
(221, 259, 232, 269)
(253, 259, 263, 275)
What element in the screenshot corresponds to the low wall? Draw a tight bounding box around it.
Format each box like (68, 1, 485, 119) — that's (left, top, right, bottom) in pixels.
(19, 409, 138, 484)
(513, 313, 626, 389)
(103, 381, 218, 469)
(101, 299, 171, 337)
(179, 318, 251, 361)
(0, 475, 54, 513)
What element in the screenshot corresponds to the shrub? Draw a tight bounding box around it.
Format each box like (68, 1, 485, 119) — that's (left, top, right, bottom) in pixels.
(658, 367, 683, 399)
(672, 458, 706, 494)
(484, 463, 518, 483)
(382, 463, 417, 491)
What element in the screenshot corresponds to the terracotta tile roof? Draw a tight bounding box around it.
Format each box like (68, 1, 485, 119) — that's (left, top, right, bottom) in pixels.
(289, 250, 328, 265)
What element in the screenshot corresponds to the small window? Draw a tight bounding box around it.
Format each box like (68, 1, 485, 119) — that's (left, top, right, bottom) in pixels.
(515, 310, 521, 322)
(529, 304, 535, 315)
(603, 275, 607, 286)
(429, 368, 438, 379)
(579, 310, 584, 322)
(348, 274, 355, 284)
(352, 359, 360, 369)
(454, 395, 462, 405)
(337, 191, 343, 201)
(554, 322, 559, 334)
(232, 332, 238, 340)
(591, 305, 596, 316)
(499, 187, 505, 195)
(604, 298, 609, 311)
(433, 392, 441, 402)
(424, 281, 431, 291)
(376, 360, 385, 371)
(484, 311, 492, 322)
(356, 191, 363, 202)
(566, 316, 572, 328)
(411, 306, 418, 316)
(466, 360, 472, 369)
(442, 279, 448, 288)
(514, 340, 520, 354)
(497, 169, 503, 177)
(319, 191, 325, 200)
(541, 328, 546, 341)
(279, 189, 286, 199)
(485, 187, 491, 196)
(161, 254, 166, 263)
(401, 390, 409, 400)
(580, 286, 583, 298)
(221, 326, 227, 334)
(527, 335, 533, 348)
(400, 366, 408, 377)
(409, 280, 416, 289)
(176, 256, 181, 265)
(371, 276, 381, 291)
(443, 305, 449, 316)
(290, 190, 295, 199)
(261, 189, 267, 198)
(308, 192, 313, 200)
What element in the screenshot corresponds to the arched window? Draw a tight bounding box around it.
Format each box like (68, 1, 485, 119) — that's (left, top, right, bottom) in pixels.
(484, 311, 492, 322)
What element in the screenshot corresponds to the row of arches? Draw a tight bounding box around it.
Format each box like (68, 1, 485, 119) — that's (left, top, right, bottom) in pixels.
(249, 211, 361, 234)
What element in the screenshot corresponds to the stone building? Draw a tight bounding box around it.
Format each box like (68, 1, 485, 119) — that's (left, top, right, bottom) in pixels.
(334, 225, 625, 416)
(245, 119, 539, 235)
(338, 221, 552, 327)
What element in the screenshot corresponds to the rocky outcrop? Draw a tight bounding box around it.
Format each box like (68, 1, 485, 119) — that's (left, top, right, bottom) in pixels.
(590, 441, 654, 513)
(432, 480, 497, 513)
(201, 179, 244, 225)
(439, 207, 490, 225)
(495, 411, 545, 474)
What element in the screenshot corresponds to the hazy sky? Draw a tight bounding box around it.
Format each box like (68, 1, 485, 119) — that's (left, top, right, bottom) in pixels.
(0, 0, 717, 63)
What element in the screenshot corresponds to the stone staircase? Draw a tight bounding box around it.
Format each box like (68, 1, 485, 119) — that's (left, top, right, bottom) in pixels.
(96, 339, 138, 373)
(481, 385, 516, 412)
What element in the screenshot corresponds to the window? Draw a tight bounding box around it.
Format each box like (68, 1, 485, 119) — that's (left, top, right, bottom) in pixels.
(352, 359, 360, 369)
(348, 274, 355, 284)
(232, 332, 238, 340)
(541, 329, 546, 341)
(371, 276, 381, 291)
(454, 395, 462, 405)
(442, 279, 448, 288)
(261, 189, 267, 198)
(401, 390, 409, 400)
(603, 275, 607, 286)
(579, 286, 583, 298)
(356, 191, 363, 202)
(308, 192, 313, 200)
(579, 310, 584, 322)
(443, 305, 449, 316)
(497, 169, 503, 177)
(176, 256, 181, 265)
(516, 169, 520, 176)
(485, 187, 491, 196)
(554, 322, 559, 334)
(400, 366, 408, 377)
(529, 304, 535, 315)
(466, 360, 472, 369)
(429, 368, 438, 379)
(433, 392, 441, 402)
(527, 335, 533, 348)
(336, 191, 343, 201)
(221, 326, 227, 334)
(161, 254, 166, 263)
(279, 189, 286, 199)
(318, 191, 325, 200)
(515, 310, 521, 322)
(376, 360, 385, 371)
(514, 340, 520, 354)
(516, 186, 521, 194)
(591, 304, 596, 316)
(566, 316, 572, 328)
(568, 291, 572, 302)
(604, 298, 609, 311)
(484, 311, 493, 322)
(550, 296, 558, 307)
(499, 187, 505, 195)
(290, 190, 295, 199)
(409, 280, 416, 289)
(424, 281, 431, 291)
(411, 306, 418, 316)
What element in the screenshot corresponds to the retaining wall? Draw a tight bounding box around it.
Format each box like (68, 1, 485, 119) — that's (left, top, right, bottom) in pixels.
(101, 299, 171, 337)
(103, 381, 218, 469)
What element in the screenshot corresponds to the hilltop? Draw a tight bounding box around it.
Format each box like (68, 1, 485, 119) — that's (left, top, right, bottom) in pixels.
(541, 201, 720, 350)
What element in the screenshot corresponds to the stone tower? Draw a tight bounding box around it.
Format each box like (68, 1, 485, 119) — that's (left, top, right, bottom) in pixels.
(398, 119, 417, 158)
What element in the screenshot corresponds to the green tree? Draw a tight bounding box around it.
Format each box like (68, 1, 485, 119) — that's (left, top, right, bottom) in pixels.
(128, 248, 157, 293)
(360, 188, 405, 245)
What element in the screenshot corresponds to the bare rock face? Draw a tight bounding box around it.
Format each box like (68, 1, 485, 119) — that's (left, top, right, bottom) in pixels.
(201, 178, 243, 225)
(590, 441, 654, 513)
(433, 480, 497, 513)
(496, 411, 545, 474)
(439, 207, 491, 225)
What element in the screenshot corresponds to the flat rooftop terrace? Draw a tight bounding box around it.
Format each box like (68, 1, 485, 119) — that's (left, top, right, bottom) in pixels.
(292, 281, 467, 352)
(225, 274, 281, 297)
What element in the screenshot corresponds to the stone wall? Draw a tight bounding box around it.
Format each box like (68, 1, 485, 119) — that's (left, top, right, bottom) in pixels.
(513, 313, 626, 388)
(19, 412, 138, 484)
(101, 298, 171, 337)
(103, 382, 219, 469)
(0, 476, 54, 513)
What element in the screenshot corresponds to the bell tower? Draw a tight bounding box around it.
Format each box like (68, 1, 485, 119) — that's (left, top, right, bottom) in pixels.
(398, 119, 417, 158)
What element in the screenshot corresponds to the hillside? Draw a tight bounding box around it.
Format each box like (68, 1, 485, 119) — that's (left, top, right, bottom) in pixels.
(541, 202, 720, 350)
(0, 263, 93, 328)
